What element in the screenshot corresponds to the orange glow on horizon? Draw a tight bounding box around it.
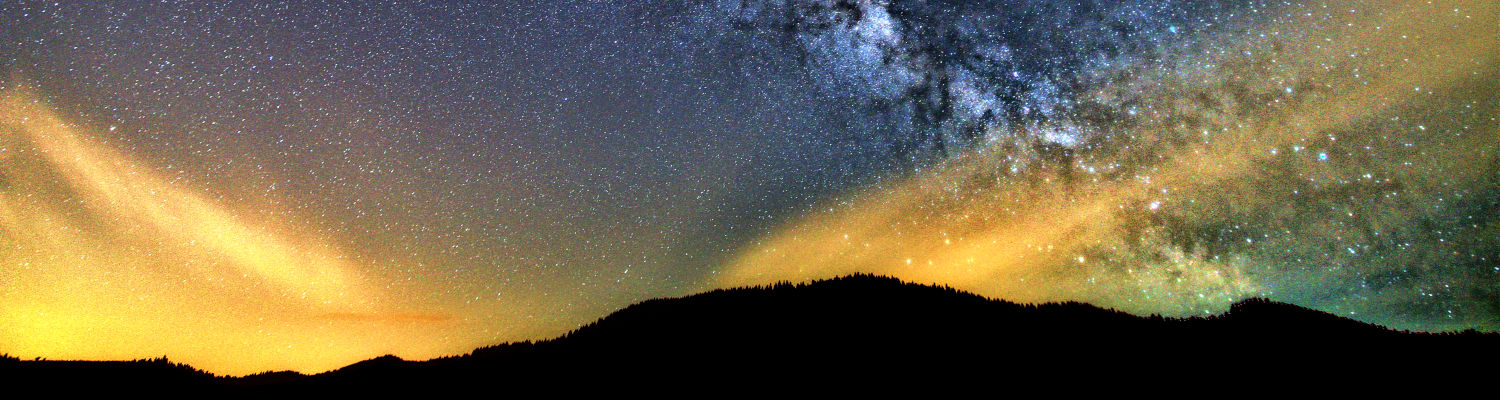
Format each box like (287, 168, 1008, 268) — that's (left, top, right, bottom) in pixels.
(0, 88, 459, 375)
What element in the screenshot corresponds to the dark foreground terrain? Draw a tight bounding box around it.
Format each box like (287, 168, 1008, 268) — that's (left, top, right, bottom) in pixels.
(5, 275, 1496, 392)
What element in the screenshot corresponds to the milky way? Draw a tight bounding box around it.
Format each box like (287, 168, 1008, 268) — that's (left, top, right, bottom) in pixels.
(1, 0, 1496, 374)
(712, 0, 1500, 327)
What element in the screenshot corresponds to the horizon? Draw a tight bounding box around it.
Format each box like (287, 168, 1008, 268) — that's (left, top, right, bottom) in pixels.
(8, 273, 1484, 378)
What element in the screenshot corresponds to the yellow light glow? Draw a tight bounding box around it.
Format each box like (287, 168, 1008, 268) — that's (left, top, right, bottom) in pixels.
(0, 88, 456, 375)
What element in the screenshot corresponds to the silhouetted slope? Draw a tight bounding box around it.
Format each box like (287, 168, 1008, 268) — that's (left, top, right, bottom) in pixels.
(0, 356, 222, 391)
(294, 275, 1500, 391)
(5, 275, 1497, 392)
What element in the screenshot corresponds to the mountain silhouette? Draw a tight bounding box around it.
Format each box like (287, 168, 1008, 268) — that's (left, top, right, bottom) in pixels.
(5, 274, 1495, 393)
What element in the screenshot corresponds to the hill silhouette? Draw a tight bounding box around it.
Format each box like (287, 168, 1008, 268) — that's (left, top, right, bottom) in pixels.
(5, 274, 1496, 392)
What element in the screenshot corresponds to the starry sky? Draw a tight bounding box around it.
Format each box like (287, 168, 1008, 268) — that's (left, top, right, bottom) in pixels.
(1, 0, 1496, 375)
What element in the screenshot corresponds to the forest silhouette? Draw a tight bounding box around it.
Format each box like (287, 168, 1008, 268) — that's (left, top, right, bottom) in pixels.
(4, 274, 1495, 393)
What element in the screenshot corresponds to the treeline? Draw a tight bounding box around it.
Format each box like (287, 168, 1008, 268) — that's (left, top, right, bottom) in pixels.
(4, 274, 1497, 393)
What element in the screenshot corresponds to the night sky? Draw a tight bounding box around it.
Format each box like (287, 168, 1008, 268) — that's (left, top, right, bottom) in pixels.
(2, 0, 1496, 375)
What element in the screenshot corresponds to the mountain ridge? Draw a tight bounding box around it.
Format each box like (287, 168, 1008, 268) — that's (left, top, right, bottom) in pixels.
(5, 274, 1495, 391)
